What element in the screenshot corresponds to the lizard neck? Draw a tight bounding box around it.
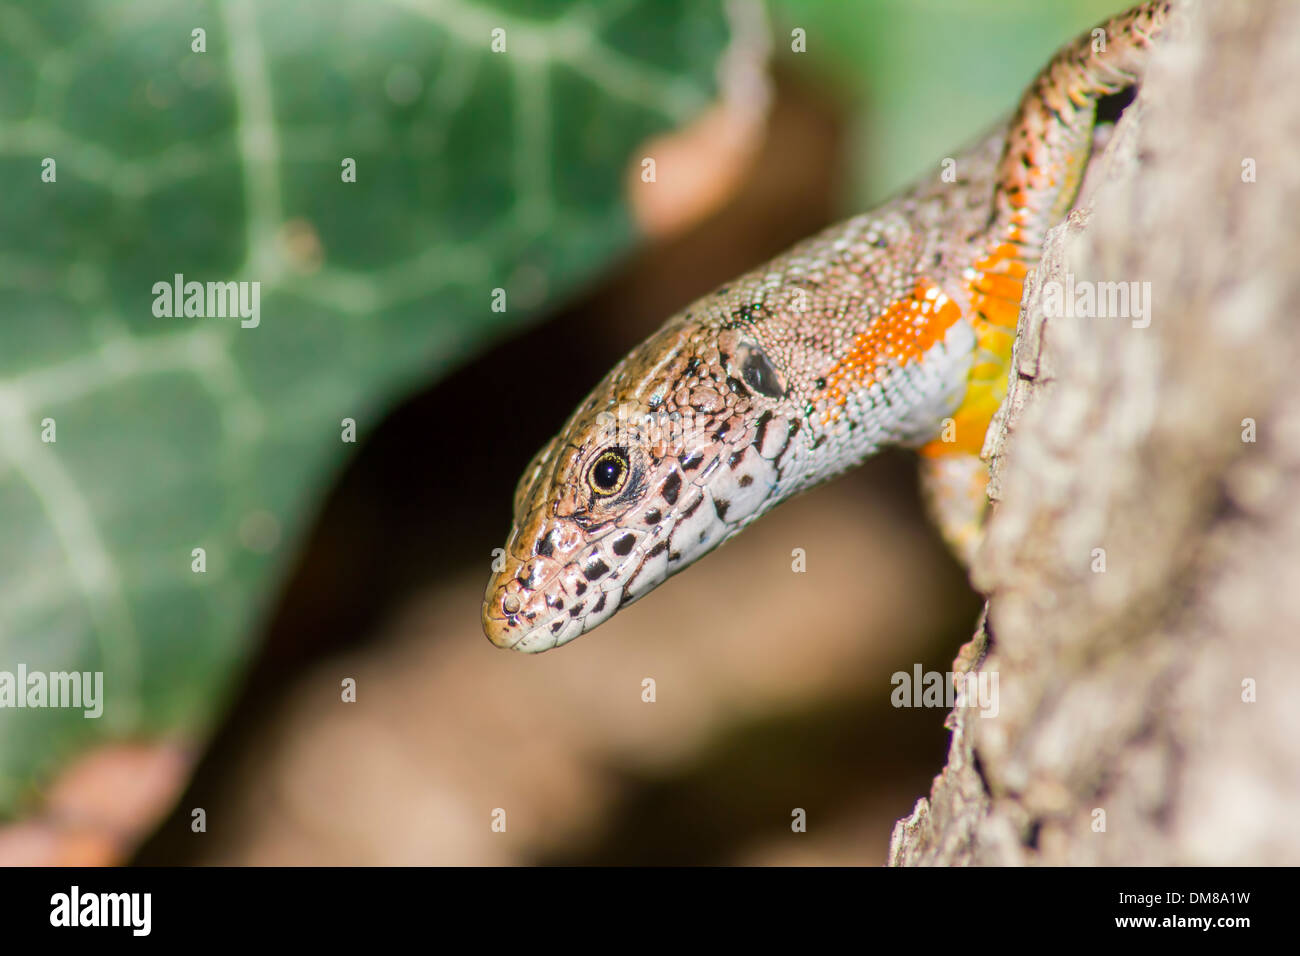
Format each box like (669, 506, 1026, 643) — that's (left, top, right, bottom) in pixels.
(922, 0, 1174, 458)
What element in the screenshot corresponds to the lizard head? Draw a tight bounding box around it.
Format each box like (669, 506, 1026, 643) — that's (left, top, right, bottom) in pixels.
(482, 320, 805, 652)
(482, 210, 983, 652)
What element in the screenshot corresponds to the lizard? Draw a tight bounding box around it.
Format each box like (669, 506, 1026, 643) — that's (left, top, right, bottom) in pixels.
(483, 1, 1173, 653)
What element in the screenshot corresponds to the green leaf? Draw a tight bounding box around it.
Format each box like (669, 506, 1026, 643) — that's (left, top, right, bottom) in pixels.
(0, 0, 733, 816)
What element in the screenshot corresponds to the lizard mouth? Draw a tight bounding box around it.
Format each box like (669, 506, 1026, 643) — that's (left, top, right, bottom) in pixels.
(483, 477, 759, 652)
(481, 563, 567, 652)
(481, 530, 640, 653)
(481, 594, 585, 652)
(483, 497, 706, 651)
(483, 424, 790, 652)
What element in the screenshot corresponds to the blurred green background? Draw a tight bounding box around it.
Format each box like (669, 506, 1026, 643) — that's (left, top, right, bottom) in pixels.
(0, 0, 1118, 863)
(769, 0, 1120, 202)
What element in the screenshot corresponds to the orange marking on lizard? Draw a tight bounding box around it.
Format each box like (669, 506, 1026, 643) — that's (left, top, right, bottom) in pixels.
(920, 243, 1029, 456)
(968, 243, 1030, 332)
(818, 278, 963, 425)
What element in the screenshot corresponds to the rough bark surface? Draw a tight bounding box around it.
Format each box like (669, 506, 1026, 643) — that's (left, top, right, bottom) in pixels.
(890, 0, 1300, 866)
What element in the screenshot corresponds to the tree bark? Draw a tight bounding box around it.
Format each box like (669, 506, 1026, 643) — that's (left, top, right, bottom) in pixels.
(890, 0, 1300, 866)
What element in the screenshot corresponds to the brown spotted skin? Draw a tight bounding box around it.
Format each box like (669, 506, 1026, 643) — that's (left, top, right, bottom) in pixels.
(484, 2, 1173, 652)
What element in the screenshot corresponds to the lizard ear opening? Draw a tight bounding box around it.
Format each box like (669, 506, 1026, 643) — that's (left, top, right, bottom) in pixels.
(736, 343, 786, 400)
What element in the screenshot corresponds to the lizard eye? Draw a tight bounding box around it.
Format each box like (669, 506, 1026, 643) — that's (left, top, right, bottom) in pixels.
(588, 449, 629, 496)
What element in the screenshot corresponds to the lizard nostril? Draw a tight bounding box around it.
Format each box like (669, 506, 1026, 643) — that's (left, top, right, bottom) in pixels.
(502, 595, 521, 615)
